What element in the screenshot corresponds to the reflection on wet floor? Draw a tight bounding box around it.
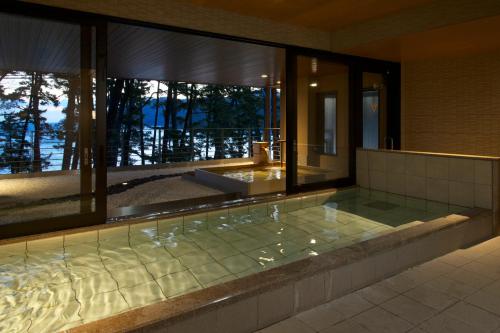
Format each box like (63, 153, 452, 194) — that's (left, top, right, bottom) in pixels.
(0, 188, 467, 332)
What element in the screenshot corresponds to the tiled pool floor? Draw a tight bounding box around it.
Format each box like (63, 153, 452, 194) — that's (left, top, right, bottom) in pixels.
(0, 189, 467, 332)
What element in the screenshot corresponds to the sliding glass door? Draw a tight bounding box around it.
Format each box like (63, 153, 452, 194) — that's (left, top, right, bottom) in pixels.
(286, 53, 352, 192)
(0, 13, 106, 238)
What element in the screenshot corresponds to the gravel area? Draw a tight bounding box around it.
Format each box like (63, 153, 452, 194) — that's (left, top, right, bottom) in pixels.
(0, 162, 249, 225)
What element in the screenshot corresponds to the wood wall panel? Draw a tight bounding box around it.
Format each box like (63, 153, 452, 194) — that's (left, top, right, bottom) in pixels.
(402, 50, 500, 157)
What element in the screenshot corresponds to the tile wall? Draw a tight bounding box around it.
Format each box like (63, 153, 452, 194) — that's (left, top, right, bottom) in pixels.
(356, 149, 499, 211)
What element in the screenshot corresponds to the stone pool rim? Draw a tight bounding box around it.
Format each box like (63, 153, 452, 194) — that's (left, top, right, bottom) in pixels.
(64, 206, 492, 333)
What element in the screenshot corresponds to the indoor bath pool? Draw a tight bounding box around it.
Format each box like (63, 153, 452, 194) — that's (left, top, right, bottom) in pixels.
(0, 188, 469, 332)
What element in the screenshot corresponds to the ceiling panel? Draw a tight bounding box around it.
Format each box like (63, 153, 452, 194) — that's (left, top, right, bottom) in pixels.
(187, 0, 434, 32)
(0, 13, 80, 74)
(108, 23, 284, 87)
(0, 16, 284, 87)
(344, 15, 500, 62)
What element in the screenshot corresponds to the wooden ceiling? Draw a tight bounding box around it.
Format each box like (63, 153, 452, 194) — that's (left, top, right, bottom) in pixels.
(108, 23, 284, 86)
(344, 14, 500, 61)
(0, 13, 80, 75)
(187, 0, 434, 32)
(0, 14, 284, 87)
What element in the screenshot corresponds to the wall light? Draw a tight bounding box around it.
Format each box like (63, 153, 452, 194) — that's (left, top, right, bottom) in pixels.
(276, 80, 281, 85)
(309, 82, 318, 87)
(261, 74, 268, 78)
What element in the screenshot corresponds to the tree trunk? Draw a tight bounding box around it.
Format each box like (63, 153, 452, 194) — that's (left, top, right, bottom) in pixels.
(18, 90, 33, 173)
(139, 103, 145, 166)
(151, 81, 160, 164)
(62, 76, 78, 170)
(170, 83, 178, 161)
(106, 79, 125, 167)
(120, 84, 136, 167)
(180, 84, 195, 147)
(161, 82, 172, 163)
(32, 73, 43, 173)
(71, 138, 79, 170)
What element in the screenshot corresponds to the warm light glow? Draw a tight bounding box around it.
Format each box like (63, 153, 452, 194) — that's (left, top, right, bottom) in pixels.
(310, 239, 317, 244)
(122, 182, 128, 185)
(261, 74, 268, 78)
(276, 80, 281, 84)
(309, 82, 318, 87)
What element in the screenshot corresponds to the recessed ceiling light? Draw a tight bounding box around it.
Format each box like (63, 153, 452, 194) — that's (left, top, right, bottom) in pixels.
(261, 74, 268, 78)
(309, 82, 318, 87)
(311, 58, 318, 73)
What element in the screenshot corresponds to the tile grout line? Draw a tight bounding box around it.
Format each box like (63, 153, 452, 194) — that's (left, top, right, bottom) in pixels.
(62, 234, 85, 324)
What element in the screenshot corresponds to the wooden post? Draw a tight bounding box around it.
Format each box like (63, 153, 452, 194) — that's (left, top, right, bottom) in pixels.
(264, 87, 271, 142)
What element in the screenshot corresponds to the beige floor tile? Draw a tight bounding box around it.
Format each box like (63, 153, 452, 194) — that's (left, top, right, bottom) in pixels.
(436, 251, 473, 267)
(156, 270, 201, 298)
(445, 267, 493, 289)
(405, 284, 459, 311)
(352, 307, 413, 333)
(384, 270, 426, 293)
(419, 313, 478, 333)
(443, 301, 500, 332)
(466, 290, 500, 316)
(326, 293, 374, 319)
(319, 319, 371, 333)
(423, 275, 478, 299)
(380, 295, 436, 325)
(257, 317, 315, 333)
(480, 280, 500, 299)
(462, 260, 500, 280)
(296, 301, 345, 331)
(356, 281, 399, 305)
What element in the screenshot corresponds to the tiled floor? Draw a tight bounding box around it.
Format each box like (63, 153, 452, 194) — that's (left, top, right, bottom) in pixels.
(257, 236, 500, 333)
(0, 189, 467, 333)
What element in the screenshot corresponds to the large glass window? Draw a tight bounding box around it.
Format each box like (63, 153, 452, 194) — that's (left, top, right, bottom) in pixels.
(106, 23, 285, 218)
(0, 13, 97, 232)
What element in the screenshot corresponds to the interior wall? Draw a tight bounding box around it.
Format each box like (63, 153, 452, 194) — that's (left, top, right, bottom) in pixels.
(402, 49, 500, 156)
